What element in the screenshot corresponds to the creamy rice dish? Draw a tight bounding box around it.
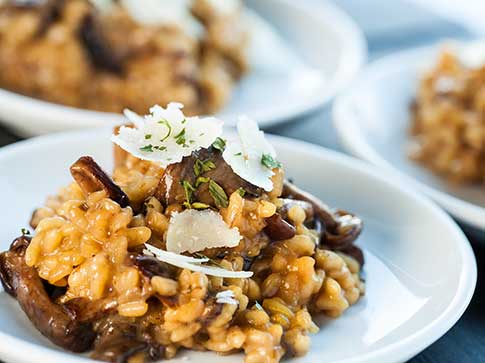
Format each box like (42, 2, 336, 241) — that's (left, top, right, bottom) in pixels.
(0, 104, 365, 362)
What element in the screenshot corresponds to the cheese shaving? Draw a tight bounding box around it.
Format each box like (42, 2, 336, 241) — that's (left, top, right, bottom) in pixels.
(112, 103, 223, 168)
(215, 290, 238, 305)
(223, 116, 278, 191)
(166, 209, 242, 253)
(144, 244, 253, 278)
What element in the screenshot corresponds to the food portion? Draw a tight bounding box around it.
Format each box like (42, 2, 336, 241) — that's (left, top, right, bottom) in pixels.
(0, 0, 248, 115)
(0, 104, 365, 363)
(409, 49, 485, 184)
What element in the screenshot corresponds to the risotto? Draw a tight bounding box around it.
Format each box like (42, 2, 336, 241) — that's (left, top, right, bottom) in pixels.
(409, 49, 485, 184)
(0, 104, 365, 363)
(0, 0, 248, 115)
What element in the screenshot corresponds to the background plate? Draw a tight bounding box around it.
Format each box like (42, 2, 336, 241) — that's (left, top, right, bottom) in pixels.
(0, 0, 366, 137)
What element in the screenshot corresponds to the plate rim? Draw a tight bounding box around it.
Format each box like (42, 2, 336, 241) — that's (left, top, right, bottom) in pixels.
(0, 128, 477, 363)
(332, 41, 485, 231)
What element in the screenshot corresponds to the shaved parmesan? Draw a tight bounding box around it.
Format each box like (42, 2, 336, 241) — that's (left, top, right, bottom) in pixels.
(216, 290, 238, 305)
(112, 103, 223, 168)
(144, 244, 253, 278)
(223, 117, 278, 191)
(166, 209, 241, 253)
(145, 244, 208, 264)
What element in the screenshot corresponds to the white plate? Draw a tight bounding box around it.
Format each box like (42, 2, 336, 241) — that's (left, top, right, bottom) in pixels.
(0, 0, 366, 137)
(333, 42, 485, 231)
(0, 129, 476, 363)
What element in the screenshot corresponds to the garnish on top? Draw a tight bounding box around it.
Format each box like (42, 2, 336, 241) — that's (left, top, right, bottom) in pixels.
(223, 116, 279, 191)
(112, 103, 281, 192)
(112, 102, 223, 168)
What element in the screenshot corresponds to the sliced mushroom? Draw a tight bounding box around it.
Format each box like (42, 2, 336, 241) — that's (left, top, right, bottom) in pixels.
(78, 11, 123, 73)
(70, 156, 130, 207)
(282, 180, 363, 252)
(0, 236, 96, 352)
(155, 147, 261, 207)
(264, 213, 296, 241)
(282, 181, 337, 230)
(277, 198, 314, 222)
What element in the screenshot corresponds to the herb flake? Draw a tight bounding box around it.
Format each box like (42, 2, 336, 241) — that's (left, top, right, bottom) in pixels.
(208, 180, 229, 208)
(212, 137, 226, 152)
(261, 154, 282, 169)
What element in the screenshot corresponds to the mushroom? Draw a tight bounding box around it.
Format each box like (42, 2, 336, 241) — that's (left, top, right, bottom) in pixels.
(264, 213, 296, 241)
(70, 156, 130, 208)
(155, 147, 261, 207)
(0, 236, 96, 352)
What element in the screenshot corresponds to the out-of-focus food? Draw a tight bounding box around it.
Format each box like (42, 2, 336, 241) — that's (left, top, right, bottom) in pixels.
(0, 0, 249, 115)
(1, 104, 365, 363)
(409, 49, 485, 184)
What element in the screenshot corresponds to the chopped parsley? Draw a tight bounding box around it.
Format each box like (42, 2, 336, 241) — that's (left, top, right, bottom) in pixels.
(158, 119, 172, 142)
(174, 128, 187, 146)
(195, 176, 210, 188)
(144, 134, 152, 140)
(236, 187, 246, 197)
(181, 180, 196, 208)
(20, 228, 30, 236)
(234, 152, 242, 156)
(140, 144, 154, 152)
(208, 180, 228, 208)
(194, 159, 216, 176)
(261, 154, 282, 169)
(192, 202, 210, 210)
(212, 137, 226, 152)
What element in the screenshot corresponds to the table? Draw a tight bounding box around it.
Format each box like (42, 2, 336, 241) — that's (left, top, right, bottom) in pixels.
(0, 1, 483, 362)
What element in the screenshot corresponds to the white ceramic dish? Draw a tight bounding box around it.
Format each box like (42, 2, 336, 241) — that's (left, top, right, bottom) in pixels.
(0, 0, 366, 137)
(0, 129, 476, 363)
(333, 42, 485, 231)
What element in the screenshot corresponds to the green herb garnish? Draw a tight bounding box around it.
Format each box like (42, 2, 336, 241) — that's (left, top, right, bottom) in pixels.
(212, 137, 226, 152)
(192, 202, 210, 210)
(144, 134, 152, 140)
(261, 153, 282, 169)
(21, 228, 30, 236)
(208, 180, 228, 208)
(140, 144, 154, 152)
(181, 180, 196, 207)
(195, 176, 210, 188)
(236, 187, 246, 197)
(174, 128, 187, 146)
(234, 152, 242, 156)
(194, 159, 216, 176)
(158, 119, 172, 142)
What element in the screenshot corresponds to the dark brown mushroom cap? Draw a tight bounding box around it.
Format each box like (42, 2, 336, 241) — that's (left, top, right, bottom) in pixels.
(0, 236, 96, 352)
(155, 147, 261, 207)
(70, 155, 130, 208)
(282, 180, 364, 261)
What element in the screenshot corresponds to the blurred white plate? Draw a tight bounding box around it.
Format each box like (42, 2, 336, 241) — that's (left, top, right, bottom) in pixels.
(0, 0, 366, 137)
(333, 42, 485, 231)
(0, 129, 476, 363)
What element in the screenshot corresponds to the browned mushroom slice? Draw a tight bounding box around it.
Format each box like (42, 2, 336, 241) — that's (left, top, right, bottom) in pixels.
(79, 11, 123, 73)
(264, 213, 296, 241)
(156, 147, 261, 207)
(282, 181, 337, 230)
(277, 198, 314, 222)
(70, 156, 130, 207)
(282, 180, 363, 252)
(0, 236, 96, 352)
(324, 211, 363, 250)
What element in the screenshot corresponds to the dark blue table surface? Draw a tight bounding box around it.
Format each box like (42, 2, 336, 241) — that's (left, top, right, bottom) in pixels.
(0, 1, 483, 362)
